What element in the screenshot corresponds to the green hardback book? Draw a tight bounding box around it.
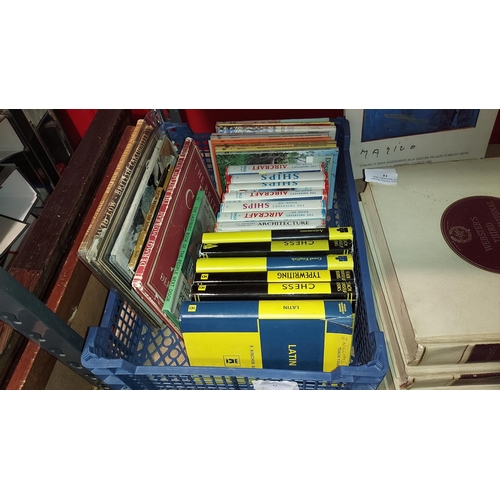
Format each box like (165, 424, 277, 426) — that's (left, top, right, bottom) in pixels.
(162, 190, 216, 328)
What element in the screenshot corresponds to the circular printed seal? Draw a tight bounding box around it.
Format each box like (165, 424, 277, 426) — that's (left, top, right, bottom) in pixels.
(440, 196, 500, 274)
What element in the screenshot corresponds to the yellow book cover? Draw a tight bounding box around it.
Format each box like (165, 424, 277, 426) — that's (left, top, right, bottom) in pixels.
(179, 299, 354, 372)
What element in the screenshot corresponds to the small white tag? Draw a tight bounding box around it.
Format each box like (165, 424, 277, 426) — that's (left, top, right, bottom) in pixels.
(306, 156, 314, 164)
(364, 168, 398, 185)
(252, 380, 299, 390)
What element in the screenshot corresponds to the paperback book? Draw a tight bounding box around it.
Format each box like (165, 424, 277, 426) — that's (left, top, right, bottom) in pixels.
(225, 162, 325, 175)
(226, 169, 327, 186)
(222, 188, 327, 203)
(225, 179, 327, 193)
(220, 198, 326, 213)
(215, 118, 337, 138)
(214, 218, 326, 232)
(216, 208, 326, 223)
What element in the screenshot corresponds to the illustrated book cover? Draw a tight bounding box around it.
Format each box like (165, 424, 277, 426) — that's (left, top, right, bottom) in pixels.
(162, 189, 216, 329)
(132, 138, 220, 335)
(110, 134, 177, 276)
(77, 122, 167, 327)
(209, 138, 338, 209)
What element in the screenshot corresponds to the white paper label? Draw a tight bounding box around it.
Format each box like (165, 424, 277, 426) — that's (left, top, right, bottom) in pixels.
(252, 380, 299, 390)
(306, 156, 314, 164)
(364, 168, 398, 185)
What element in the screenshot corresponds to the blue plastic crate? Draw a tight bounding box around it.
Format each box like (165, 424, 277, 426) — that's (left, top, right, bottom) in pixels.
(81, 117, 388, 389)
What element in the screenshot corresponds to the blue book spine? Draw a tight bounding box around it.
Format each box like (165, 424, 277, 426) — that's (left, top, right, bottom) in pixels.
(195, 254, 354, 273)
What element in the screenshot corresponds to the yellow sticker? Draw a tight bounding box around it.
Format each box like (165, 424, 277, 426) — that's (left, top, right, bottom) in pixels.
(188, 305, 197, 312)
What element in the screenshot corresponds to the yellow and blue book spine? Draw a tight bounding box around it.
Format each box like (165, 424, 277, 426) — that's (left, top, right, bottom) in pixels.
(189, 281, 356, 304)
(179, 299, 354, 372)
(202, 226, 353, 244)
(199, 238, 353, 258)
(193, 269, 355, 284)
(195, 254, 354, 273)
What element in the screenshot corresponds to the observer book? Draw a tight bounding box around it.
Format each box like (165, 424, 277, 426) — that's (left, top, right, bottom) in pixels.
(219, 198, 326, 213)
(216, 208, 326, 223)
(222, 188, 327, 203)
(132, 138, 220, 334)
(225, 162, 326, 175)
(179, 299, 354, 371)
(359, 157, 500, 366)
(214, 219, 326, 232)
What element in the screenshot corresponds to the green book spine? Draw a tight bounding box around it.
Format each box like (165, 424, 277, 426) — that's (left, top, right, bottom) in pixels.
(162, 190, 216, 327)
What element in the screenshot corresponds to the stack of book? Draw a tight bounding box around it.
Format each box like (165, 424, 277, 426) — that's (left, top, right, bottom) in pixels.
(78, 118, 221, 339)
(78, 120, 175, 328)
(359, 157, 500, 389)
(208, 118, 339, 218)
(178, 226, 358, 372)
(216, 162, 328, 232)
(191, 226, 356, 303)
(131, 137, 219, 336)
